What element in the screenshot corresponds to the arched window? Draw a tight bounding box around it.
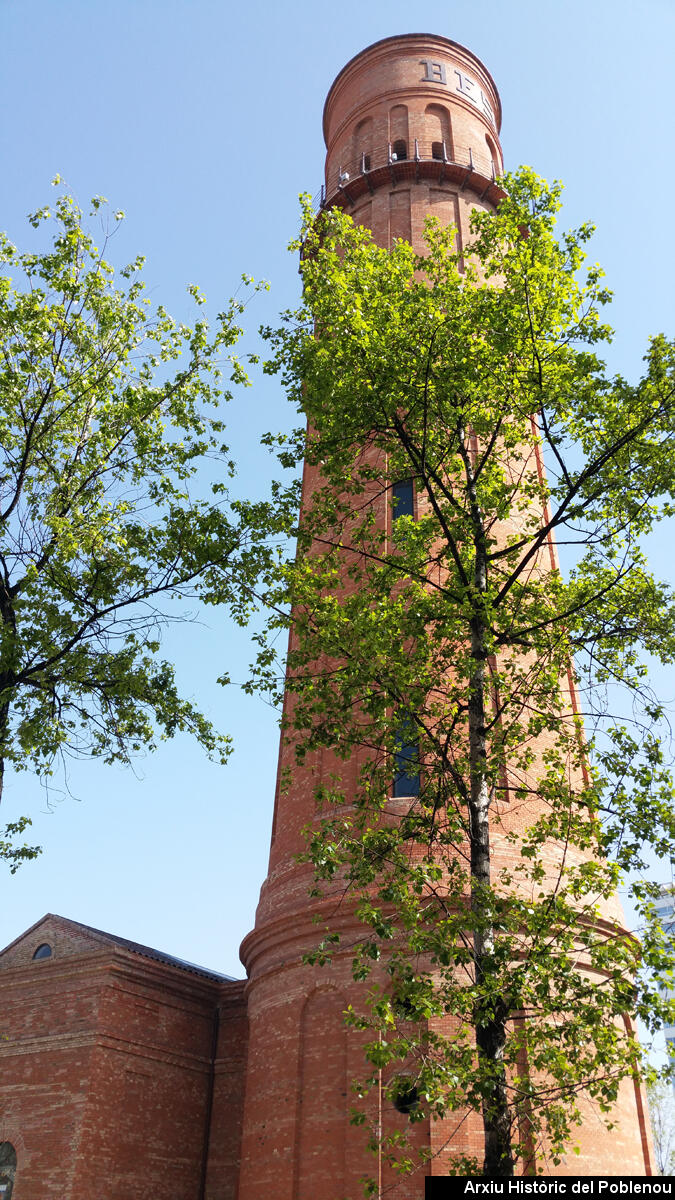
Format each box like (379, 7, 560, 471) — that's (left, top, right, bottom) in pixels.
(297, 989, 347, 1198)
(32, 943, 52, 960)
(0, 1143, 17, 1198)
(486, 134, 499, 179)
(425, 103, 453, 161)
(353, 117, 372, 176)
(389, 104, 408, 161)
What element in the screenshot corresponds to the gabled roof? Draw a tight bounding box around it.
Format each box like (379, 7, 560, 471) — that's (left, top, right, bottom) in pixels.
(0, 913, 237, 983)
(76, 919, 237, 982)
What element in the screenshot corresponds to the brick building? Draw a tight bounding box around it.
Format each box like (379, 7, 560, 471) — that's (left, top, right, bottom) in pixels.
(0, 913, 247, 1199)
(0, 34, 654, 1196)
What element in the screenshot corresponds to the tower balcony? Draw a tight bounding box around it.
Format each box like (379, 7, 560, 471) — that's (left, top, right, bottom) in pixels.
(314, 136, 505, 214)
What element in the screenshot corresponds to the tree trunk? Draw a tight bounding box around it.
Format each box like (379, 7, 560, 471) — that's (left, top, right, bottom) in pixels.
(0, 576, 15, 808)
(0, 691, 10, 806)
(468, 538, 514, 1177)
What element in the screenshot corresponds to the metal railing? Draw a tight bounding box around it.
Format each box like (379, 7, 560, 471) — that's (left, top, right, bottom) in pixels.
(312, 137, 500, 211)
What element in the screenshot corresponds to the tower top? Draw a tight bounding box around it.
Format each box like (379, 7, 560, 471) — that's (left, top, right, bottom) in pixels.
(320, 32, 503, 222)
(323, 33, 502, 145)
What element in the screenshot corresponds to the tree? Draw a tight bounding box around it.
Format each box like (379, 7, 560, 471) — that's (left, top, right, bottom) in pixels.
(254, 170, 675, 1179)
(0, 186, 283, 854)
(648, 1080, 675, 1175)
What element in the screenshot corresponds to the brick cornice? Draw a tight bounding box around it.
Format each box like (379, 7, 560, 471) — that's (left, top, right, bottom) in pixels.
(0, 945, 242, 1008)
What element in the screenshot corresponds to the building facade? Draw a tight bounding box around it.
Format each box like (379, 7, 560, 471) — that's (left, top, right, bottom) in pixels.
(0, 34, 654, 1197)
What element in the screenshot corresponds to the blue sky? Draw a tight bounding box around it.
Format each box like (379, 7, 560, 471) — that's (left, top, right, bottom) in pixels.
(1, 0, 674, 979)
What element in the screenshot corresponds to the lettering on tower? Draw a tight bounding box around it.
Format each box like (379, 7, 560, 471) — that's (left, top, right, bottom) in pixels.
(419, 59, 496, 128)
(419, 59, 447, 84)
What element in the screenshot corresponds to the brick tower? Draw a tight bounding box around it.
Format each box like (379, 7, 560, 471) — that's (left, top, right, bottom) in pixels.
(238, 35, 653, 1196)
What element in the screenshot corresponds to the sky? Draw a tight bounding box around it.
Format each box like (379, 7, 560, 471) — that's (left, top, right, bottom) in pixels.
(1, 0, 674, 980)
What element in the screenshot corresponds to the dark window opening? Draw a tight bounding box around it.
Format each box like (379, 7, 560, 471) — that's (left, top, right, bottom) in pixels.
(393, 719, 420, 798)
(32, 943, 52, 960)
(391, 1080, 419, 1115)
(432, 141, 444, 161)
(361, 153, 371, 172)
(391, 139, 407, 162)
(0, 1143, 16, 1198)
(392, 478, 414, 519)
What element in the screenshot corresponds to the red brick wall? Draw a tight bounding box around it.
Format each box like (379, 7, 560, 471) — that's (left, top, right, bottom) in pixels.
(204, 982, 248, 1200)
(0, 918, 246, 1199)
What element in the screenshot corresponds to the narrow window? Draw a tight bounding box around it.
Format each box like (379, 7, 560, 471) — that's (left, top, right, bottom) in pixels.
(425, 103, 453, 160)
(393, 718, 420, 798)
(392, 478, 414, 519)
(431, 141, 444, 161)
(392, 139, 407, 162)
(486, 134, 499, 179)
(353, 116, 373, 177)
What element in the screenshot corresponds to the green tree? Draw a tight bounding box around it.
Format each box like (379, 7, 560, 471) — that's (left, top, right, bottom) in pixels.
(254, 170, 675, 1179)
(0, 186, 284, 862)
(647, 1079, 675, 1175)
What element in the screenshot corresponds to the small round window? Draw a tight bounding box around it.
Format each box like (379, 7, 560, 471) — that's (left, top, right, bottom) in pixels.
(32, 943, 52, 960)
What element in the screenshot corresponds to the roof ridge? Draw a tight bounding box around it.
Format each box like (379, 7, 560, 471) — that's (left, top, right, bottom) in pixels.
(0, 913, 238, 984)
(77, 919, 238, 983)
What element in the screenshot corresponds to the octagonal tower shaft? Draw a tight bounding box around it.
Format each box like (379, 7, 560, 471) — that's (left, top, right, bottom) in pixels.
(237, 36, 653, 1197)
